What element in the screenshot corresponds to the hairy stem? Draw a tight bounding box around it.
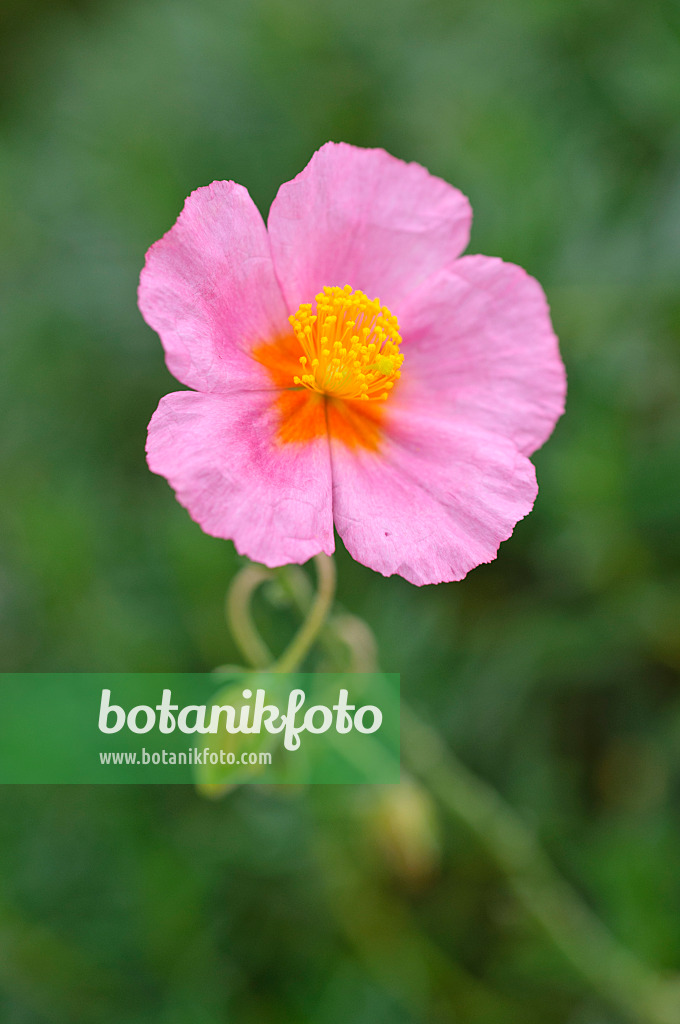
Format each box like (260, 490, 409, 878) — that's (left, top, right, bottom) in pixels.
(223, 556, 680, 1023)
(272, 554, 336, 673)
(225, 565, 274, 669)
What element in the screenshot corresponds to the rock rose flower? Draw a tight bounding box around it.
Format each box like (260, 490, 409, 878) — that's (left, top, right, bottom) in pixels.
(140, 142, 565, 585)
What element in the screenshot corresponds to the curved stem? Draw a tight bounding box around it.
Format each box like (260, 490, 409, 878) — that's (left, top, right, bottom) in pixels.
(271, 554, 336, 673)
(225, 565, 274, 669)
(222, 562, 680, 1023)
(401, 702, 680, 1024)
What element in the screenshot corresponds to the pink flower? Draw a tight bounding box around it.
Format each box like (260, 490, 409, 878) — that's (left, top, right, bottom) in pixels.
(140, 142, 565, 586)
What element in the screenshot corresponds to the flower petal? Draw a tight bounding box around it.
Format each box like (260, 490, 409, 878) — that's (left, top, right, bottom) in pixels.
(268, 142, 472, 313)
(139, 181, 289, 393)
(147, 390, 334, 566)
(330, 406, 537, 586)
(400, 256, 566, 456)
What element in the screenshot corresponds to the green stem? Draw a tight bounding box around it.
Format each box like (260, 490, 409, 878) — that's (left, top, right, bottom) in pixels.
(222, 557, 680, 1023)
(271, 554, 336, 672)
(225, 564, 274, 669)
(400, 702, 680, 1024)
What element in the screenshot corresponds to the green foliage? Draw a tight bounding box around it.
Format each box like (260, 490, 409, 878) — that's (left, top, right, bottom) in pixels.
(0, 0, 679, 1020)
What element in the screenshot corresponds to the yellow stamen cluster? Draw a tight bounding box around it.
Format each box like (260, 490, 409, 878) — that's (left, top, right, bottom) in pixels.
(290, 285, 404, 402)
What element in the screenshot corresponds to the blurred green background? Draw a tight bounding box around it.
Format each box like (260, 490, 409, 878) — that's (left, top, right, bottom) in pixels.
(1, 0, 679, 1020)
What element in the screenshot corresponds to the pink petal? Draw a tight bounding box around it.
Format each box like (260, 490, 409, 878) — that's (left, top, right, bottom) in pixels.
(139, 182, 289, 393)
(146, 390, 334, 566)
(330, 405, 538, 586)
(268, 142, 472, 313)
(400, 255, 566, 456)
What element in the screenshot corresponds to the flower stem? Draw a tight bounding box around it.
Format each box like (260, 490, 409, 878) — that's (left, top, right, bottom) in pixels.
(222, 557, 680, 1022)
(271, 554, 336, 673)
(225, 564, 274, 669)
(400, 702, 680, 1024)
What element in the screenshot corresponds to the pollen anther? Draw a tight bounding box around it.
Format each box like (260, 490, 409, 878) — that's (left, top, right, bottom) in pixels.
(287, 286, 404, 402)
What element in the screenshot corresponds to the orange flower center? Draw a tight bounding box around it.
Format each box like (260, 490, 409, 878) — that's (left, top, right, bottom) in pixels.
(289, 285, 403, 402)
(253, 285, 403, 450)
